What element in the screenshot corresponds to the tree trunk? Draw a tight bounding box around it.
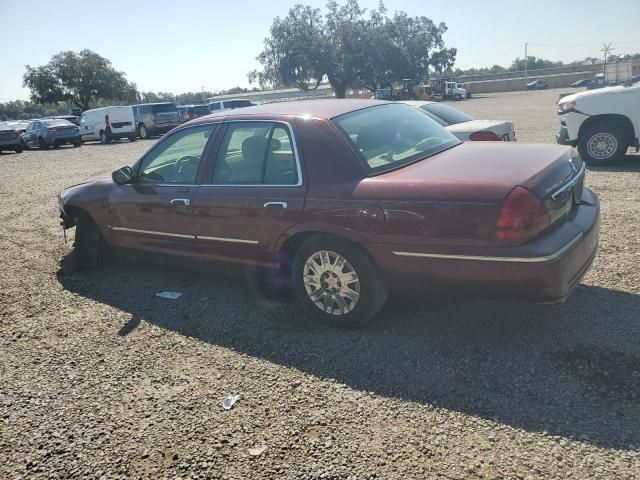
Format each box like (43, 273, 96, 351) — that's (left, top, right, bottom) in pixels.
(334, 84, 347, 99)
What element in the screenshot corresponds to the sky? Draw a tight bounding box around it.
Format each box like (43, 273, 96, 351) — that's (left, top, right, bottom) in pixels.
(1, 0, 639, 102)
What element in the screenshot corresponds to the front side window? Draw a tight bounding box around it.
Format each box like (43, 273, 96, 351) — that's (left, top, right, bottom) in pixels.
(212, 122, 299, 185)
(138, 124, 214, 184)
(332, 104, 461, 174)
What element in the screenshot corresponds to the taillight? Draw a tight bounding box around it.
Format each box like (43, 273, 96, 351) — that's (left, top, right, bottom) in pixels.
(469, 131, 501, 141)
(496, 186, 550, 244)
(105, 114, 110, 128)
(14, 129, 21, 136)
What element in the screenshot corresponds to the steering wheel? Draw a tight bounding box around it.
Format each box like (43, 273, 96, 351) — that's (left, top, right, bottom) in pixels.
(175, 155, 200, 181)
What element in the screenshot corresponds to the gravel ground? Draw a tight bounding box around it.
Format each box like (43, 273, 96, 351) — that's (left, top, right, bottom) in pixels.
(1, 89, 639, 479)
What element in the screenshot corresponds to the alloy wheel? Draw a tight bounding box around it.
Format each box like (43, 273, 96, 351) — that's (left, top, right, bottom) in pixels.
(303, 250, 360, 315)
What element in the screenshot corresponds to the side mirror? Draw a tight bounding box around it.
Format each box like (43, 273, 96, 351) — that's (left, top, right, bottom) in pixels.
(112, 166, 134, 185)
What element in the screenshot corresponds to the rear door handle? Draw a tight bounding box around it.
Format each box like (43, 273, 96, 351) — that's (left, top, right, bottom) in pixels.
(264, 201, 288, 209)
(170, 198, 190, 206)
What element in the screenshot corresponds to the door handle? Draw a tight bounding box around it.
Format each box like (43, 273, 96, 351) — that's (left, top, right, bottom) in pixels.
(264, 201, 288, 209)
(170, 198, 190, 206)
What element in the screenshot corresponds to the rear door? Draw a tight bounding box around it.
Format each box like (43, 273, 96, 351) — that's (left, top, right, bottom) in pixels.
(108, 123, 219, 255)
(192, 120, 306, 267)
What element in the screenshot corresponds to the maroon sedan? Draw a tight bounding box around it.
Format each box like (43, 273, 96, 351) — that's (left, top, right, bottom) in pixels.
(58, 100, 600, 326)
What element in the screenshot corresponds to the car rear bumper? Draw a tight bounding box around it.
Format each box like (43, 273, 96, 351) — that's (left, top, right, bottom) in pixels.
(373, 188, 600, 302)
(150, 124, 181, 135)
(50, 135, 81, 145)
(0, 138, 24, 149)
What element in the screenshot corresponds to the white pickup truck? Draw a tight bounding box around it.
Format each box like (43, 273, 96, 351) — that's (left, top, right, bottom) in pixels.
(557, 82, 640, 164)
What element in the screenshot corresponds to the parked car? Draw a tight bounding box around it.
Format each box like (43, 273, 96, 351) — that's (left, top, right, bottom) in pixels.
(207, 99, 256, 113)
(131, 103, 181, 139)
(403, 101, 516, 141)
(177, 104, 210, 122)
(526, 80, 549, 90)
(79, 106, 136, 144)
(557, 82, 640, 164)
(570, 79, 591, 88)
(45, 115, 80, 126)
(0, 121, 27, 153)
(24, 119, 81, 149)
(58, 100, 599, 326)
(2, 120, 31, 134)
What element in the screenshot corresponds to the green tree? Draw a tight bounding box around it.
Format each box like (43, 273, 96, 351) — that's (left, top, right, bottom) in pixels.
(250, 0, 456, 98)
(23, 50, 138, 111)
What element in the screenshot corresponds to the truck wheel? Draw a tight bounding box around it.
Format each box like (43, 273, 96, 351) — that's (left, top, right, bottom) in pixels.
(578, 123, 628, 165)
(291, 235, 388, 327)
(454, 94, 462, 101)
(74, 212, 105, 271)
(138, 124, 149, 139)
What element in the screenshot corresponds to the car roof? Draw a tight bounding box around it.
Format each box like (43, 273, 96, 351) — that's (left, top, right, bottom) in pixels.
(193, 99, 392, 123)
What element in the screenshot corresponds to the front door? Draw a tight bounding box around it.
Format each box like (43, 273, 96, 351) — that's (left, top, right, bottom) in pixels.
(108, 123, 218, 255)
(192, 121, 306, 267)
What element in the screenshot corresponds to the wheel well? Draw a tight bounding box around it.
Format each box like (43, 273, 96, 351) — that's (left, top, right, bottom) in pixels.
(579, 114, 635, 145)
(280, 231, 378, 270)
(62, 205, 92, 228)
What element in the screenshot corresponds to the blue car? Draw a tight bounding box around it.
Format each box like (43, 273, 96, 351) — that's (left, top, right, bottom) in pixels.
(23, 119, 82, 149)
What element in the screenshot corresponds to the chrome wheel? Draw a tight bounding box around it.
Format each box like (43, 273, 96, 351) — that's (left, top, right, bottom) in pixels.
(303, 250, 360, 315)
(587, 132, 617, 160)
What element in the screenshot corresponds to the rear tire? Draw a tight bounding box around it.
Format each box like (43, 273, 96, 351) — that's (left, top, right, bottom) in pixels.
(138, 124, 149, 139)
(73, 141, 81, 148)
(14, 147, 22, 153)
(74, 212, 105, 271)
(291, 235, 388, 327)
(99, 130, 111, 144)
(578, 122, 628, 165)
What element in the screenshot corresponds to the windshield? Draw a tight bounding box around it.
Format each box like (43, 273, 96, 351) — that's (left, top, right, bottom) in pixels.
(420, 103, 474, 126)
(332, 103, 461, 174)
(151, 103, 177, 113)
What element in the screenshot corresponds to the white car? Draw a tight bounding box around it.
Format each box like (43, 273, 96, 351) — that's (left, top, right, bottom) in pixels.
(557, 83, 639, 164)
(79, 106, 137, 144)
(403, 101, 516, 141)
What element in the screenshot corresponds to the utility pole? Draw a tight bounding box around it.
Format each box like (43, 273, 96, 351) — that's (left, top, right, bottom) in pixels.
(601, 43, 614, 85)
(524, 42, 528, 82)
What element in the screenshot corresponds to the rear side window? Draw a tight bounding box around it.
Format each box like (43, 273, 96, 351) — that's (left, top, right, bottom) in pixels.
(420, 103, 473, 126)
(151, 103, 177, 113)
(212, 122, 298, 185)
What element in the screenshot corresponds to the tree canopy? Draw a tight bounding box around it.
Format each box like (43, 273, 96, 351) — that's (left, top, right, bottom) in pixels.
(23, 50, 138, 111)
(249, 0, 456, 97)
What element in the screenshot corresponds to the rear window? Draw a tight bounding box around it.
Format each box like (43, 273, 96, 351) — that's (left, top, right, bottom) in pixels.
(420, 103, 473, 126)
(192, 105, 209, 115)
(151, 103, 177, 113)
(332, 104, 461, 174)
(43, 119, 74, 127)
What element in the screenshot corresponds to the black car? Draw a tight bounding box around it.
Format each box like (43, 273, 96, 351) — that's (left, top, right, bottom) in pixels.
(526, 80, 549, 90)
(569, 79, 591, 88)
(45, 115, 80, 126)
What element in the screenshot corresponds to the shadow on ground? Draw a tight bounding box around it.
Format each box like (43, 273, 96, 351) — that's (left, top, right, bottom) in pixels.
(588, 153, 640, 173)
(56, 253, 640, 451)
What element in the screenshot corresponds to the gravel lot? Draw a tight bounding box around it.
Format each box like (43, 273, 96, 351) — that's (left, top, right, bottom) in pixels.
(2, 88, 639, 479)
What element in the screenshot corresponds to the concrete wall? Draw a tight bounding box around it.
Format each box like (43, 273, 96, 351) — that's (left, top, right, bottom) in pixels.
(465, 72, 597, 94)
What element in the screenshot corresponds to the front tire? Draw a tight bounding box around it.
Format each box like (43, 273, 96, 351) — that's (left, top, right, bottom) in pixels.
(38, 137, 49, 150)
(578, 123, 628, 165)
(74, 212, 105, 271)
(14, 147, 23, 153)
(454, 94, 462, 101)
(291, 235, 387, 327)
